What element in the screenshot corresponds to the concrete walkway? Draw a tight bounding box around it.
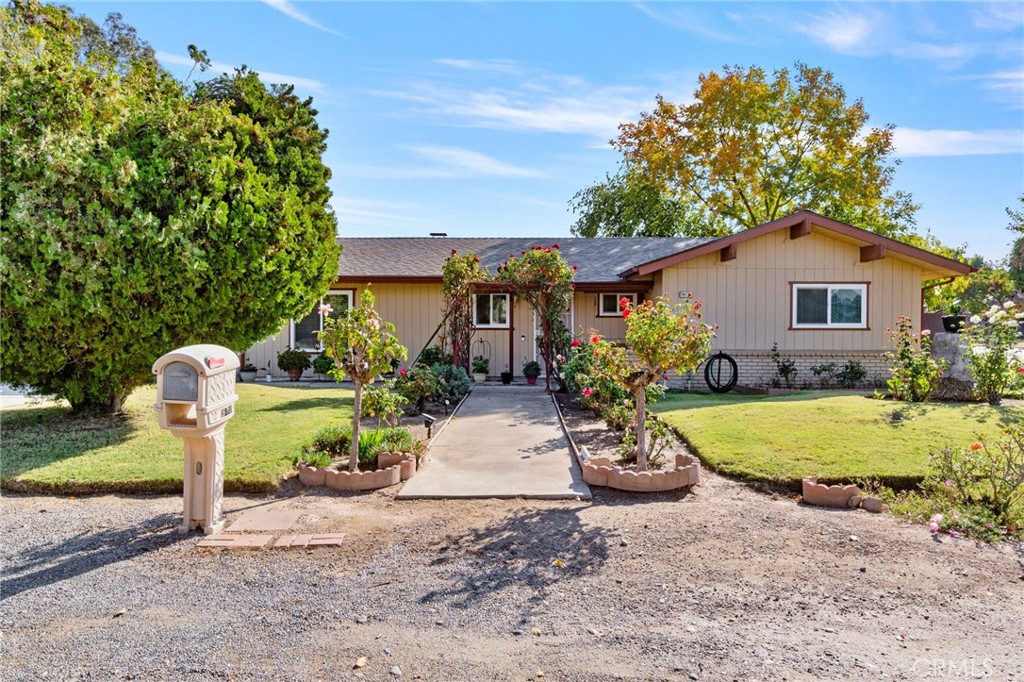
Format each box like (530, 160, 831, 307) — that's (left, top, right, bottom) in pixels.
(396, 384, 591, 500)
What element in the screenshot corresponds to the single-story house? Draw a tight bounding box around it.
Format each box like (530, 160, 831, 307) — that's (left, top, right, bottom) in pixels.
(245, 210, 972, 387)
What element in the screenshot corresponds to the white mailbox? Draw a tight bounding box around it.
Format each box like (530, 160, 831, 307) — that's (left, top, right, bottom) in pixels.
(153, 345, 239, 535)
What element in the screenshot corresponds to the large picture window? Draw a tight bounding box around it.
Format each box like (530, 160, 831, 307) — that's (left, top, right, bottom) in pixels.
(292, 290, 354, 350)
(792, 283, 867, 329)
(599, 293, 637, 317)
(473, 293, 509, 328)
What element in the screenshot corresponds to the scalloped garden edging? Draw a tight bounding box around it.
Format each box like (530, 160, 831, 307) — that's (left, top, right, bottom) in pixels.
(801, 477, 860, 508)
(297, 451, 417, 491)
(582, 453, 701, 492)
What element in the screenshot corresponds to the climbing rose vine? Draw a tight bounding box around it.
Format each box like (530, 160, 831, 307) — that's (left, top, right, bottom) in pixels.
(441, 250, 488, 372)
(496, 245, 576, 392)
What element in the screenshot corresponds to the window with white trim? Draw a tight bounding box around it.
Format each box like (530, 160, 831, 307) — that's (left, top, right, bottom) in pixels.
(292, 290, 354, 350)
(599, 293, 636, 317)
(792, 284, 867, 329)
(473, 293, 509, 328)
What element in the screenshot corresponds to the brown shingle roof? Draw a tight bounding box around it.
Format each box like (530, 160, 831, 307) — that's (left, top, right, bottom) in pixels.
(336, 236, 713, 283)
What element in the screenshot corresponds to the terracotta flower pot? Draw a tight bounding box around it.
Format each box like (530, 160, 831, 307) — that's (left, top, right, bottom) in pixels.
(287, 369, 303, 381)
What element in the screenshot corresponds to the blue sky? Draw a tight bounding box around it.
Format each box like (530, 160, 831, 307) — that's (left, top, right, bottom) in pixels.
(71, 1, 1023, 261)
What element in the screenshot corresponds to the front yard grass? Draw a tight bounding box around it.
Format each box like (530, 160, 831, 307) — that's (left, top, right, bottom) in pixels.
(1, 383, 352, 494)
(652, 391, 1023, 489)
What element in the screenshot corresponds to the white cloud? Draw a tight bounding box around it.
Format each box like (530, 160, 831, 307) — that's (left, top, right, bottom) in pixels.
(335, 146, 545, 180)
(434, 58, 523, 75)
(373, 79, 656, 141)
(893, 127, 1024, 157)
(971, 2, 1024, 30)
(407, 145, 544, 178)
(980, 69, 1024, 96)
(155, 51, 326, 92)
(331, 197, 433, 229)
(796, 9, 875, 52)
(261, 0, 341, 36)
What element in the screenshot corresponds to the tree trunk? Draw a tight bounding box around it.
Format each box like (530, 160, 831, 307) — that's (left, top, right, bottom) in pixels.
(349, 381, 363, 473)
(542, 313, 552, 394)
(634, 386, 648, 471)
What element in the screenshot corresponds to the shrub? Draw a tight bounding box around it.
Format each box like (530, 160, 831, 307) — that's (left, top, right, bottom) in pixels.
(883, 315, 945, 401)
(926, 427, 1024, 524)
(302, 424, 352, 462)
(964, 301, 1024, 406)
(471, 355, 490, 374)
(431, 363, 472, 402)
(836, 360, 867, 389)
(417, 345, 452, 368)
(312, 352, 334, 376)
(770, 343, 797, 389)
(361, 380, 409, 428)
(378, 427, 424, 456)
(810, 362, 837, 389)
(301, 425, 418, 467)
(396, 365, 442, 413)
(277, 347, 312, 372)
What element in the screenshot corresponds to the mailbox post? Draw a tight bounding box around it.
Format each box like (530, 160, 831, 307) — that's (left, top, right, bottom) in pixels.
(152, 345, 239, 535)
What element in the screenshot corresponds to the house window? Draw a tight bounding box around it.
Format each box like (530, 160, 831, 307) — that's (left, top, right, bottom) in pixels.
(599, 293, 637, 317)
(473, 293, 509, 328)
(292, 290, 354, 350)
(792, 284, 867, 329)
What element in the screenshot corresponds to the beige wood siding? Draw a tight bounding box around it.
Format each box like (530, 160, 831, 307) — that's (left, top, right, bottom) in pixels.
(657, 228, 923, 353)
(573, 291, 629, 341)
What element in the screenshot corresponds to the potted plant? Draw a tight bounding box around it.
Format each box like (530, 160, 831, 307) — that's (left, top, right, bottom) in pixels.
(500, 364, 513, 385)
(239, 362, 258, 383)
(941, 299, 966, 333)
(471, 355, 489, 384)
(312, 352, 334, 380)
(522, 360, 542, 385)
(277, 347, 312, 381)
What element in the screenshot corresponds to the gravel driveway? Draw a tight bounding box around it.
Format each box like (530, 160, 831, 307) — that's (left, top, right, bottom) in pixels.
(3, 469, 1022, 681)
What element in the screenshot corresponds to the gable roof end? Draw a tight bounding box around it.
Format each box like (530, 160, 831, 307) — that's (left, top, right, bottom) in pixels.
(617, 210, 973, 280)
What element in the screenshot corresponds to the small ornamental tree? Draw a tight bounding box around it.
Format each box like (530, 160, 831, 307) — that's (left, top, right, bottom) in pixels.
(964, 301, 1024, 406)
(591, 295, 715, 471)
(318, 289, 407, 472)
(496, 245, 576, 392)
(441, 250, 488, 372)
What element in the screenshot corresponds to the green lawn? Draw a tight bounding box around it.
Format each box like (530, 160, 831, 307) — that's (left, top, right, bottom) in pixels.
(1, 383, 353, 494)
(652, 391, 1023, 489)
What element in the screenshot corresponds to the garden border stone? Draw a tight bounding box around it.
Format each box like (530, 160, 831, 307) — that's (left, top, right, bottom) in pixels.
(581, 453, 701, 492)
(801, 477, 861, 508)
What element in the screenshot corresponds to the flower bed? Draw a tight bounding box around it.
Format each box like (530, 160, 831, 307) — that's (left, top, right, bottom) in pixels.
(582, 452, 700, 492)
(297, 451, 416, 491)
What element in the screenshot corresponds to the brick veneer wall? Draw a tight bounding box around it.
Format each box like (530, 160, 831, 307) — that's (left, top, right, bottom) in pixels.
(666, 351, 889, 390)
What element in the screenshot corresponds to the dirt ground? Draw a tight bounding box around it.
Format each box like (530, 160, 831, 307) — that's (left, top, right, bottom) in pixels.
(2, 397, 1022, 681)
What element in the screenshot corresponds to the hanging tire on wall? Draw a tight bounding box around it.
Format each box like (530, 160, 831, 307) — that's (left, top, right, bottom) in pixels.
(704, 352, 738, 393)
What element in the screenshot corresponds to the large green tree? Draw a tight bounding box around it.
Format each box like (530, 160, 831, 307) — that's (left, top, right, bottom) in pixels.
(569, 166, 730, 238)
(589, 62, 918, 239)
(1, 1, 338, 413)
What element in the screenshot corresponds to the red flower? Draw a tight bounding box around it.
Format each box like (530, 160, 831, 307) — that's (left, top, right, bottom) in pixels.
(474, 256, 480, 263)
(663, 374, 670, 381)
(544, 247, 551, 253)
(590, 334, 602, 344)
(552, 243, 560, 249)
(1018, 367, 1024, 374)
(451, 249, 458, 255)
(399, 368, 408, 376)
(622, 309, 631, 319)
(582, 388, 593, 398)
(969, 442, 982, 451)
(619, 297, 630, 310)
(571, 339, 581, 348)
(572, 265, 578, 271)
